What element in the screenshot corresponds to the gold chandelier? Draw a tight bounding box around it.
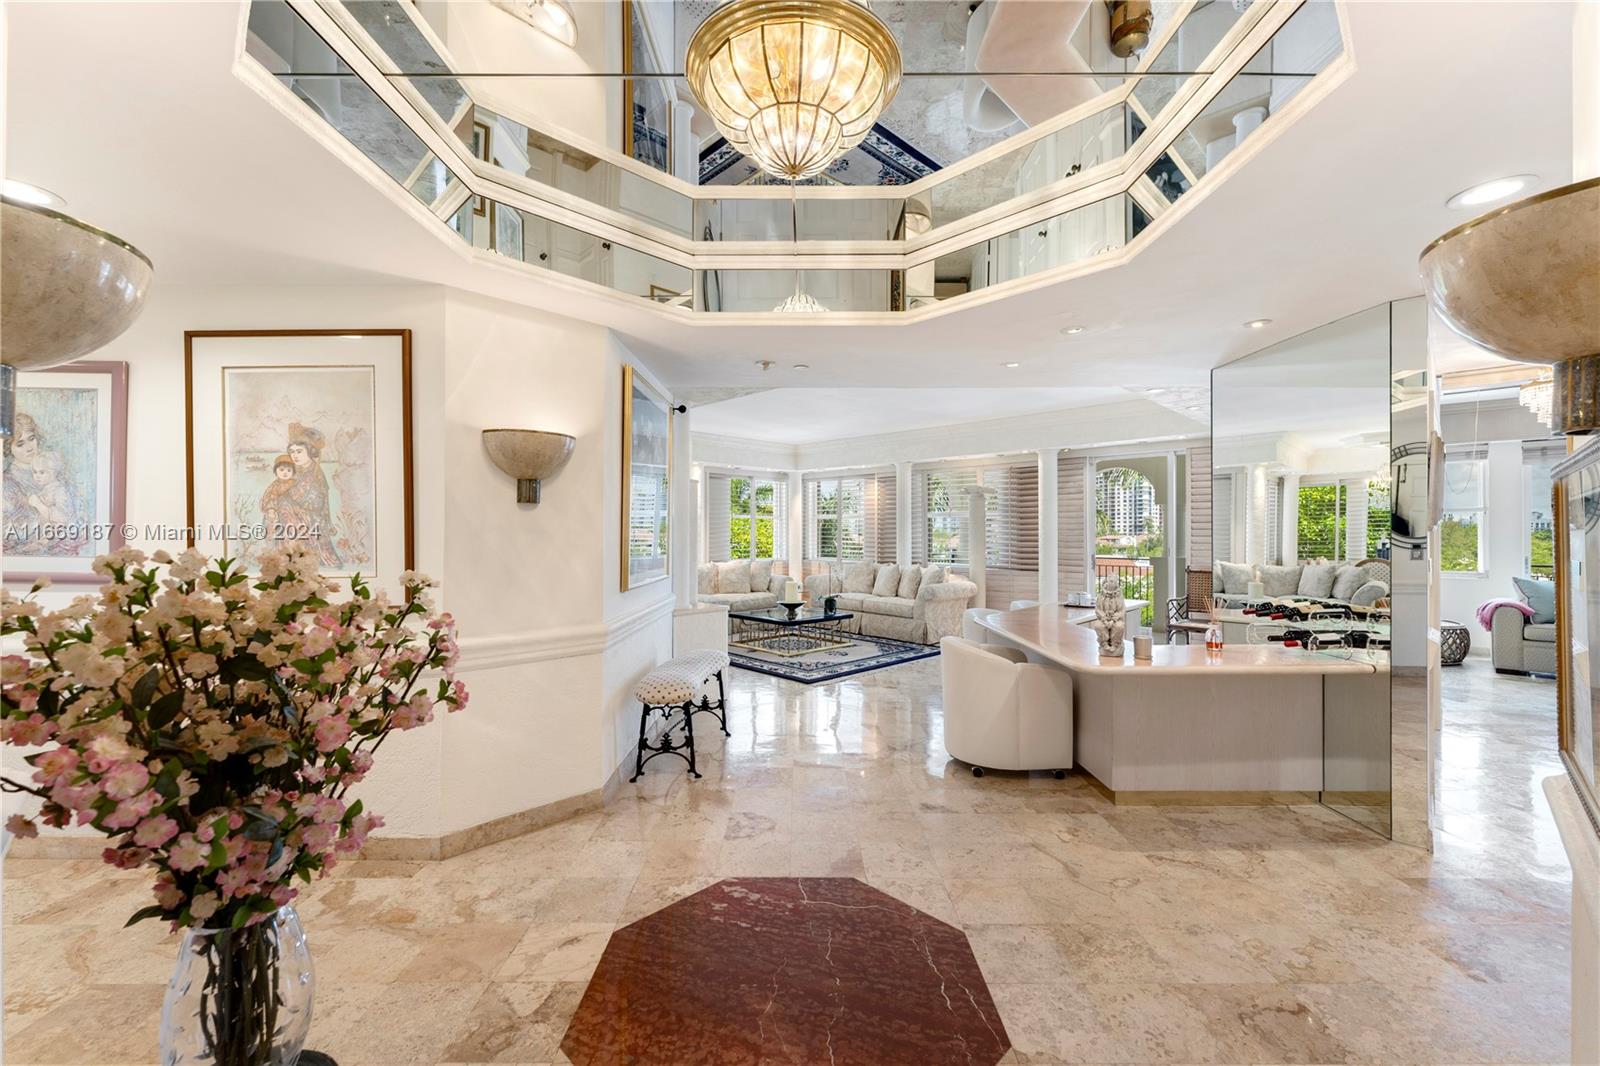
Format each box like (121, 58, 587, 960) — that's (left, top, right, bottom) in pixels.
(685, 0, 902, 181)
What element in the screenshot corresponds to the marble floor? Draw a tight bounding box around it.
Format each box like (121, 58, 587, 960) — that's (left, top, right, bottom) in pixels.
(2, 654, 1574, 1065)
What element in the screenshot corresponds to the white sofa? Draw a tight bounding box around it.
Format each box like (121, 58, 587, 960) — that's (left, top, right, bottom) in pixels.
(804, 561, 978, 644)
(1212, 558, 1391, 609)
(940, 636, 1073, 776)
(696, 559, 790, 613)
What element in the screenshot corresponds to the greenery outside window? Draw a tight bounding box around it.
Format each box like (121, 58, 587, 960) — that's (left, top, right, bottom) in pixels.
(1441, 458, 1486, 573)
(728, 476, 781, 559)
(808, 478, 866, 563)
(1297, 483, 1347, 559)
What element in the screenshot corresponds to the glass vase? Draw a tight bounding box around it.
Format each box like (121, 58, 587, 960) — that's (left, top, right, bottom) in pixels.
(159, 904, 314, 1066)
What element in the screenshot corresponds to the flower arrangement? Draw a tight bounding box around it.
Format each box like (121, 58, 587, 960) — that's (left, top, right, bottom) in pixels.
(1, 545, 465, 930)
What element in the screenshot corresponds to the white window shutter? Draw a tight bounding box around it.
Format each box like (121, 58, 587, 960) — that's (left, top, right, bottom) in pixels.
(1057, 455, 1090, 597)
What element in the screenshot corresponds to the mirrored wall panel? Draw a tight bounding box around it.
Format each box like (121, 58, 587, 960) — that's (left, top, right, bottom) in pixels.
(1211, 304, 1395, 836)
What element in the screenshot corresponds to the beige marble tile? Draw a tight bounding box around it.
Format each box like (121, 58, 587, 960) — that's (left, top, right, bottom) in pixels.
(1, 656, 1572, 1064)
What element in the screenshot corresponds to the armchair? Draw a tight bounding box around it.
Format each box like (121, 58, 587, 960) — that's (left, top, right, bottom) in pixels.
(939, 637, 1073, 776)
(1166, 568, 1213, 644)
(1491, 604, 1556, 675)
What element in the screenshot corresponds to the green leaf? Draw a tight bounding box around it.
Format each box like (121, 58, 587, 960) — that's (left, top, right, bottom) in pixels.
(230, 906, 252, 929)
(342, 798, 363, 826)
(221, 655, 270, 682)
(125, 905, 167, 927)
(148, 691, 184, 731)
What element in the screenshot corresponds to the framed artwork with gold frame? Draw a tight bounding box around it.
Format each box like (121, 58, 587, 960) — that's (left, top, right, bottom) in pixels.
(620, 364, 670, 591)
(471, 120, 491, 217)
(184, 329, 414, 583)
(1553, 442, 1600, 831)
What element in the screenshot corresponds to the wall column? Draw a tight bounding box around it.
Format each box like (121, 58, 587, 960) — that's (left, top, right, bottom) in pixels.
(895, 460, 914, 564)
(787, 469, 805, 576)
(1037, 448, 1059, 603)
(672, 408, 696, 608)
(1280, 472, 1301, 562)
(671, 99, 696, 183)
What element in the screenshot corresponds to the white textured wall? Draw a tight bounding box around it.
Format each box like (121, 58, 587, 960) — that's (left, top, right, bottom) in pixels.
(3, 281, 679, 845)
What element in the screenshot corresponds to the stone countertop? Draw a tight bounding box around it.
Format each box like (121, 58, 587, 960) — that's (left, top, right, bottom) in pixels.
(979, 605, 1385, 676)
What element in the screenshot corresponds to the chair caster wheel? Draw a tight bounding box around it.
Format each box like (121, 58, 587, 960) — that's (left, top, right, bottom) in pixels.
(971, 766, 985, 778)
(1053, 769, 1066, 780)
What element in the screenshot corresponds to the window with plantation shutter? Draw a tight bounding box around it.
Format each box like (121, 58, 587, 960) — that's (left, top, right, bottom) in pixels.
(1212, 472, 1234, 563)
(1057, 455, 1090, 596)
(913, 466, 981, 565)
(870, 472, 897, 563)
(1263, 476, 1283, 565)
(913, 457, 1037, 601)
(805, 471, 894, 567)
(707, 473, 731, 560)
(708, 471, 787, 561)
(1296, 482, 1347, 560)
(1188, 444, 1212, 567)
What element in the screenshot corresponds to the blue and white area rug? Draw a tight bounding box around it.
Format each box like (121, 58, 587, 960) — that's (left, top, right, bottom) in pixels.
(730, 633, 939, 685)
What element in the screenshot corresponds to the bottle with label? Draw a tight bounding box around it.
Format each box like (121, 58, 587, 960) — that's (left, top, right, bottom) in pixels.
(1204, 620, 1223, 654)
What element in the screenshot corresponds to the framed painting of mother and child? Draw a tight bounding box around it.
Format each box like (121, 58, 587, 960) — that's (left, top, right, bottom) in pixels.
(2, 361, 129, 584)
(184, 329, 414, 585)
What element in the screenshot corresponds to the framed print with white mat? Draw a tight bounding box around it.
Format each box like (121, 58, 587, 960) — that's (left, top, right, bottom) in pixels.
(2, 360, 128, 584)
(184, 330, 413, 583)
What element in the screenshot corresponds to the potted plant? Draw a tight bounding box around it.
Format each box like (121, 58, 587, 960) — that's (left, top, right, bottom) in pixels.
(1, 545, 465, 1065)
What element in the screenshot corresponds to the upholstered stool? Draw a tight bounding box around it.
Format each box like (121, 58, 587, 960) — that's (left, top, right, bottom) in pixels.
(630, 651, 730, 780)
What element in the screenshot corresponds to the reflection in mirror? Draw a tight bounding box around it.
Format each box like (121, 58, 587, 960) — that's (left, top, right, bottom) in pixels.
(1211, 304, 1394, 837)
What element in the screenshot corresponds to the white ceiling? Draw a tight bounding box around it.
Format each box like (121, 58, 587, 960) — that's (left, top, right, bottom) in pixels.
(2, 1, 1574, 394)
(1210, 306, 1390, 443)
(693, 386, 1134, 442)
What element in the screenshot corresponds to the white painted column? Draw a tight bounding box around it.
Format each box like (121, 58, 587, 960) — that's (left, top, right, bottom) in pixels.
(672, 409, 696, 608)
(1245, 464, 1269, 567)
(1037, 448, 1060, 603)
(693, 464, 707, 566)
(895, 461, 914, 564)
(966, 486, 996, 609)
(1280, 472, 1301, 563)
(671, 99, 696, 183)
(787, 470, 805, 577)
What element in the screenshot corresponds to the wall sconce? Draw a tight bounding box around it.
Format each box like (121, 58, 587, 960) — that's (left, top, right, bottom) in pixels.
(483, 429, 575, 504)
(490, 0, 577, 47)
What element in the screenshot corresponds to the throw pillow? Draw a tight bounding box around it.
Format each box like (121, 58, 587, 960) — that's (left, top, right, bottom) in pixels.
(1259, 564, 1302, 598)
(716, 560, 751, 595)
(1513, 576, 1556, 624)
(921, 564, 946, 588)
(749, 559, 774, 593)
(843, 561, 877, 594)
(697, 563, 714, 596)
(1350, 580, 1389, 608)
(1330, 564, 1366, 602)
(872, 563, 900, 597)
(1216, 561, 1254, 595)
(1297, 561, 1338, 598)
(897, 564, 922, 599)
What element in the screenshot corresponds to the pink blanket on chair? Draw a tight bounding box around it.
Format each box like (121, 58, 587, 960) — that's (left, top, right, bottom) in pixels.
(1477, 598, 1533, 631)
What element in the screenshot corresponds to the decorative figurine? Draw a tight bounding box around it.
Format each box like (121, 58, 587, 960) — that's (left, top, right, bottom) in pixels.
(1090, 575, 1126, 656)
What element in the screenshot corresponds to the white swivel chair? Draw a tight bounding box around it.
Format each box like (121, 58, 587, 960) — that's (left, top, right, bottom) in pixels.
(940, 636, 1073, 778)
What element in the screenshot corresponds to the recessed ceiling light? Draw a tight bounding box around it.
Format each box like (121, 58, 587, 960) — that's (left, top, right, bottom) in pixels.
(1, 179, 65, 209)
(791, 363, 809, 371)
(1003, 361, 1020, 368)
(1446, 174, 1537, 210)
(1244, 319, 1272, 329)
(1060, 326, 1085, 335)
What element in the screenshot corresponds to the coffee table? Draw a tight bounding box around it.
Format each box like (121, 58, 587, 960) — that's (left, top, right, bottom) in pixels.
(728, 605, 855, 658)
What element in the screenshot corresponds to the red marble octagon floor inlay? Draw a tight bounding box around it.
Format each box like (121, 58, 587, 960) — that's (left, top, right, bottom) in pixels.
(561, 877, 1011, 1066)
